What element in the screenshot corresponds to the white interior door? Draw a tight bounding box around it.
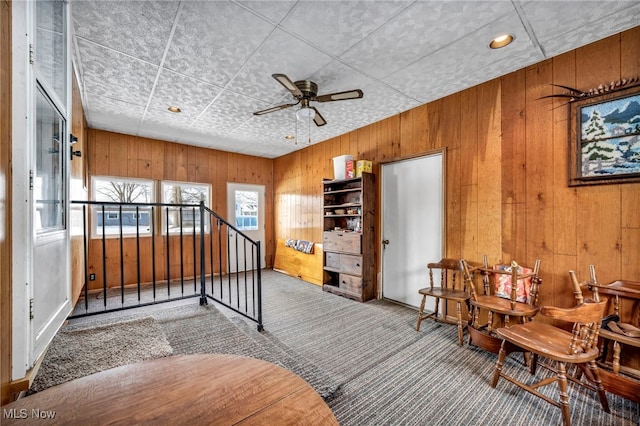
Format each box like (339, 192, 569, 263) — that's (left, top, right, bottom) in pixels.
(227, 183, 266, 273)
(381, 153, 444, 308)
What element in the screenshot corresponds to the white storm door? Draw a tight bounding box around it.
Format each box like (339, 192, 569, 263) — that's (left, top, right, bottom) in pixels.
(381, 152, 444, 308)
(227, 183, 266, 273)
(12, 0, 72, 378)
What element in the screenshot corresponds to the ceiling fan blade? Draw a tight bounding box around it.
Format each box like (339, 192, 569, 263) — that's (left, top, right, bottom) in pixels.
(314, 89, 363, 103)
(311, 107, 327, 127)
(272, 73, 303, 98)
(253, 103, 297, 116)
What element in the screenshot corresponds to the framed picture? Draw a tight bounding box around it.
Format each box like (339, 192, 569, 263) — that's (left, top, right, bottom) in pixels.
(568, 85, 640, 186)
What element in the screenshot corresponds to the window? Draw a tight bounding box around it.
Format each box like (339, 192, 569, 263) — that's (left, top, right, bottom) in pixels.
(91, 176, 154, 237)
(161, 181, 211, 234)
(234, 190, 258, 231)
(34, 87, 65, 233)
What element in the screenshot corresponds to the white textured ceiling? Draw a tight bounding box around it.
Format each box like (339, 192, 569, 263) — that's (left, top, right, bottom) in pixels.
(71, 0, 640, 159)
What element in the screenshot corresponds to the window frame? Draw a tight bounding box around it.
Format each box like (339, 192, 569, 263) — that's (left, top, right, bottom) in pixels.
(90, 175, 155, 238)
(160, 180, 212, 235)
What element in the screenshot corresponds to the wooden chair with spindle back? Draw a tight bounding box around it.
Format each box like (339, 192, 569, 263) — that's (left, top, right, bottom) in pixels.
(416, 258, 469, 346)
(490, 269, 610, 426)
(460, 256, 541, 353)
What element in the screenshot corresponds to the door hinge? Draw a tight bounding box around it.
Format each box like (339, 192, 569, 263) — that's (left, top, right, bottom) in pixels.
(29, 44, 34, 64)
(29, 170, 34, 190)
(29, 298, 34, 320)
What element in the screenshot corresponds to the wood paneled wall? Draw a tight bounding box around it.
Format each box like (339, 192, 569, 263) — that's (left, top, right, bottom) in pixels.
(274, 27, 640, 311)
(1, 0, 11, 406)
(85, 130, 274, 288)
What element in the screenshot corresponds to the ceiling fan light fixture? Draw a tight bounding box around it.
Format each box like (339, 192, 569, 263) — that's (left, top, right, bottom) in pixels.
(296, 107, 315, 121)
(489, 34, 514, 49)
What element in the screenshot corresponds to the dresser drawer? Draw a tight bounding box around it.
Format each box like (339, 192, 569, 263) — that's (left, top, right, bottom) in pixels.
(325, 252, 362, 275)
(323, 231, 361, 254)
(339, 274, 362, 294)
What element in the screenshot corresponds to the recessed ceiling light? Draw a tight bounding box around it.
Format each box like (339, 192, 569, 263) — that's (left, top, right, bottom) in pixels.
(284, 135, 295, 140)
(167, 106, 181, 113)
(489, 34, 514, 49)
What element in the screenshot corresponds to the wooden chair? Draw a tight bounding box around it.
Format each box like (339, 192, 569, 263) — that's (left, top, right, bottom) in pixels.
(460, 256, 541, 353)
(416, 258, 469, 345)
(491, 270, 610, 426)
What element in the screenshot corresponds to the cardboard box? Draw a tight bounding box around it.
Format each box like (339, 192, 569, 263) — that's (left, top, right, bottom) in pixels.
(356, 160, 372, 177)
(345, 160, 355, 179)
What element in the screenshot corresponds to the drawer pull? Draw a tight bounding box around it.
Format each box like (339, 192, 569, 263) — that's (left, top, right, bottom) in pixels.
(342, 280, 346, 284)
(356, 263, 360, 267)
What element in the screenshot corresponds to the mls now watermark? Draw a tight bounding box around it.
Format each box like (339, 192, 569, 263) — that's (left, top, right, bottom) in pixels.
(3, 408, 57, 420)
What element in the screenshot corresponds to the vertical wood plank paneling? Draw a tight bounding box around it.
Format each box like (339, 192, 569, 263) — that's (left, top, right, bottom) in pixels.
(524, 60, 556, 304)
(500, 70, 527, 262)
(476, 79, 502, 262)
(549, 51, 578, 306)
(459, 87, 479, 261)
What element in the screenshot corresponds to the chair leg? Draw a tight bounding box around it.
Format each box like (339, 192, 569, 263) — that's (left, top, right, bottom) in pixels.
(556, 362, 571, 426)
(491, 340, 508, 387)
(455, 302, 463, 346)
(586, 360, 611, 413)
(416, 295, 427, 331)
(529, 353, 538, 375)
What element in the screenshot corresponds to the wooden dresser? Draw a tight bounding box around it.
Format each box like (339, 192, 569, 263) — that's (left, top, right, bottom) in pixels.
(322, 174, 375, 302)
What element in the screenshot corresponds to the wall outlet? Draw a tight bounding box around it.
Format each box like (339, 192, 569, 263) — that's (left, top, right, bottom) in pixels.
(89, 273, 96, 281)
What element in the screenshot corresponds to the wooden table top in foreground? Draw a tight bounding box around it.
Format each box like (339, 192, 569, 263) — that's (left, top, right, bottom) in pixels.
(2, 353, 338, 425)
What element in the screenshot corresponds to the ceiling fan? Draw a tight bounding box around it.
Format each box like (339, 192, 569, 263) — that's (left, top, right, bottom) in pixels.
(253, 73, 364, 127)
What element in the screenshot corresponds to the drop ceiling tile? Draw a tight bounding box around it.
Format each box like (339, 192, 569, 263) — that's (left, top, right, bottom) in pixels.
(280, 0, 411, 56)
(521, 1, 640, 58)
(226, 29, 334, 103)
(340, 0, 515, 80)
(143, 70, 222, 127)
(76, 39, 158, 106)
(191, 90, 269, 134)
(72, 0, 178, 64)
(384, 10, 539, 103)
(84, 91, 147, 134)
(238, 1, 297, 23)
(164, 1, 275, 87)
(311, 60, 375, 96)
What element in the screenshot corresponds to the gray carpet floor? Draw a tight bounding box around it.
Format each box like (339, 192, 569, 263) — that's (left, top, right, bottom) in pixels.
(43, 269, 639, 425)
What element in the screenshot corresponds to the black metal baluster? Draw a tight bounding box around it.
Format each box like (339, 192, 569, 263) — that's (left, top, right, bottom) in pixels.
(256, 241, 263, 331)
(192, 206, 197, 294)
(151, 206, 156, 300)
(166, 207, 170, 298)
(218, 219, 223, 298)
(179, 207, 184, 295)
(82, 205, 88, 312)
(199, 202, 206, 305)
(119, 205, 124, 305)
(209, 214, 214, 295)
(101, 205, 107, 309)
(136, 206, 141, 303)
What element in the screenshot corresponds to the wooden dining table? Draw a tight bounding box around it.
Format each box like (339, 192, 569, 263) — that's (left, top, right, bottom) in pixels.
(2, 353, 338, 425)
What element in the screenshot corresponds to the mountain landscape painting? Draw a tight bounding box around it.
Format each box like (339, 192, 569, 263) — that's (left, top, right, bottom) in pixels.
(578, 92, 640, 179)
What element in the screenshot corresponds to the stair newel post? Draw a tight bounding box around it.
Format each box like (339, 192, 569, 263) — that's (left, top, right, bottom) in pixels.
(256, 240, 264, 331)
(199, 201, 208, 306)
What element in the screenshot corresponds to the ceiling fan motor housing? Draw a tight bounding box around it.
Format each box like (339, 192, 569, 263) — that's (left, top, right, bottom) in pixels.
(294, 80, 318, 99)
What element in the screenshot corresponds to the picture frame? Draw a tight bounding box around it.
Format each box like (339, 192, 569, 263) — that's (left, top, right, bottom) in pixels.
(568, 85, 640, 186)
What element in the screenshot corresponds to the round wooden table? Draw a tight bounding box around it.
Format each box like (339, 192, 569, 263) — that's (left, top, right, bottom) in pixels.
(2, 354, 338, 425)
